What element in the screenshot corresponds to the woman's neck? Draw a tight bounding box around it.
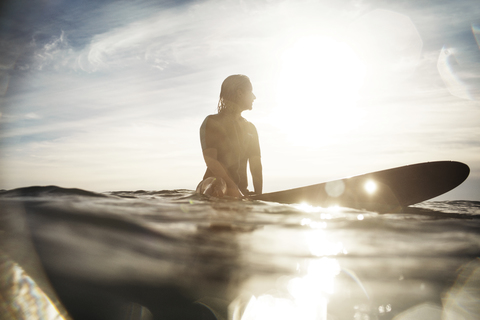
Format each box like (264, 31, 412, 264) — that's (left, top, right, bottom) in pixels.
(221, 107, 242, 120)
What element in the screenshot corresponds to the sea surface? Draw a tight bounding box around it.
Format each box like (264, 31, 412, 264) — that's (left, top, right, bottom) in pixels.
(1, 186, 479, 320)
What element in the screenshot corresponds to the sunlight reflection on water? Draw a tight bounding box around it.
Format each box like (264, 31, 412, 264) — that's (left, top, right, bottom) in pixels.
(234, 219, 346, 320)
(228, 198, 480, 320)
(235, 258, 340, 320)
(2, 190, 480, 320)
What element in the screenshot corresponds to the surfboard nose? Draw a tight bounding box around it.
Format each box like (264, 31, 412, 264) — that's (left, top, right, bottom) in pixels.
(391, 161, 470, 207)
(444, 161, 470, 191)
(454, 161, 470, 182)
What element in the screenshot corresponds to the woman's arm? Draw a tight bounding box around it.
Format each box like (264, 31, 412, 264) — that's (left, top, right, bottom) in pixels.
(203, 148, 244, 198)
(249, 155, 263, 195)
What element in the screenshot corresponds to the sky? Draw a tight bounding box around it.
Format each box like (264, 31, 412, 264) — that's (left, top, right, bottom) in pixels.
(0, 0, 479, 200)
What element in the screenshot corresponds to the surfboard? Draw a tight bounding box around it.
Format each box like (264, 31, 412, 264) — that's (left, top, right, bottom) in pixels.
(251, 161, 470, 212)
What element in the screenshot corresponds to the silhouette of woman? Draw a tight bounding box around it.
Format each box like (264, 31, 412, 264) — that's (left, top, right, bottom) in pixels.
(196, 75, 262, 198)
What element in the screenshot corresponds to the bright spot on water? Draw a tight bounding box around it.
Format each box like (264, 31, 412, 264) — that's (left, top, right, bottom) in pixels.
(306, 230, 345, 256)
(240, 258, 340, 320)
(240, 295, 302, 320)
(327, 205, 341, 212)
(379, 304, 392, 314)
(295, 203, 323, 213)
(295, 203, 341, 220)
(301, 218, 327, 229)
(288, 258, 340, 315)
(357, 214, 364, 220)
(301, 218, 311, 226)
(364, 180, 377, 194)
(288, 259, 338, 298)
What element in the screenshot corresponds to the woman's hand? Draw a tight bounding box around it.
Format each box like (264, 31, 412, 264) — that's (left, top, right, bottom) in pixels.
(226, 185, 244, 199)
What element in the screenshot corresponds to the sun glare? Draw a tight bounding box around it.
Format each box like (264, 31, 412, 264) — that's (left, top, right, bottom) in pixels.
(274, 36, 366, 146)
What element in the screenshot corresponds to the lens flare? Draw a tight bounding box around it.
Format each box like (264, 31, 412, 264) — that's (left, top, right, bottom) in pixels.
(364, 180, 377, 194)
(472, 24, 480, 51)
(0, 258, 70, 320)
(437, 46, 471, 100)
(325, 180, 345, 198)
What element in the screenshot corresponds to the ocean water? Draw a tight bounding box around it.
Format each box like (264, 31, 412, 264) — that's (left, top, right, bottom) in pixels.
(1, 186, 479, 320)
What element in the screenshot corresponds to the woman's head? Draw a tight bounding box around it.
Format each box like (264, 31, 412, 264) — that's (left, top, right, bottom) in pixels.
(217, 75, 254, 113)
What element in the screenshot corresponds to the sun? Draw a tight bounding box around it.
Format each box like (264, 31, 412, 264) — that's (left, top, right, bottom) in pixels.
(273, 36, 366, 147)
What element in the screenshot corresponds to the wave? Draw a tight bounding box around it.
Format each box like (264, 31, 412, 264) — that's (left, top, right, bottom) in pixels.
(416, 200, 480, 216)
(107, 189, 194, 199)
(0, 185, 109, 198)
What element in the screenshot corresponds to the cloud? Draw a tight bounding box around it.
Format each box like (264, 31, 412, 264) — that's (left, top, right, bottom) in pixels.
(0, 117, 204, 191)
(8, 0, 367, 75)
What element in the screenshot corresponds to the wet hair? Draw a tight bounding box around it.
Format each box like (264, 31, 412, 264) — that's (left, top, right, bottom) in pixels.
(217, 74, 252, 113)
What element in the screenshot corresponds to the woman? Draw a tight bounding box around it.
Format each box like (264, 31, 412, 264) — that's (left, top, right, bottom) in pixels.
(196, 75, 263, 198)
